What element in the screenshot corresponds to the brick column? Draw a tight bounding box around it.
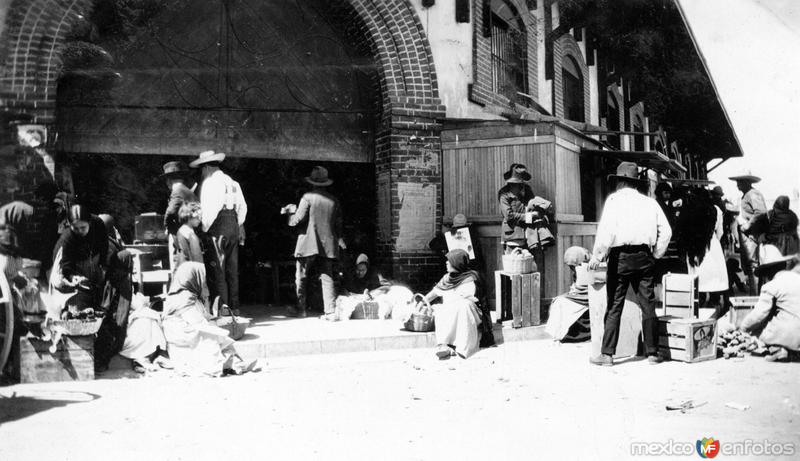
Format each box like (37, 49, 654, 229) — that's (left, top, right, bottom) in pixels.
(375, 99, 446, 292)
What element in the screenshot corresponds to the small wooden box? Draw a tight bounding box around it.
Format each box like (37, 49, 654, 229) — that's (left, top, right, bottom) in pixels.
(17, 335, 95, 383)
(494, 271, 541, 328)
(729, 296, 759, 328)
(661, 273, 699, 318)
(657, 316, 717, 363)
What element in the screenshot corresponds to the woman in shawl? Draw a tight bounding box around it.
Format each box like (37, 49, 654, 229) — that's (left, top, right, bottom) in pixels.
(674, 188, 729, 309)
(162, 262, 257, 377)
(422, 249, 493, 359)
(761, 195, 799, 256)
(50, 205, 108, 314)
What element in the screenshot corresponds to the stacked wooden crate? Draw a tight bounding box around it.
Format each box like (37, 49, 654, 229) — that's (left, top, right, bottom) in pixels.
(657, 273, 717, 363)
(494, 271, 541, 328)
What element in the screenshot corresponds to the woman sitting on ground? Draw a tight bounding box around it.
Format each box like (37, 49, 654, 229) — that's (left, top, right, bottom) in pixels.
(741, 254, 800, 362)
(162, 262, 257, 377)
(421, 249, 493, 359)
(50, 205, 108, 314)
(343, 253, 384, 295)
(546, 246, 591, 342)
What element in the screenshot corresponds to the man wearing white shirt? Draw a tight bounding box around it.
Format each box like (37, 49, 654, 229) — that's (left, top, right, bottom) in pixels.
(589, 162, 672, 366)
(190, 150, 247, 313)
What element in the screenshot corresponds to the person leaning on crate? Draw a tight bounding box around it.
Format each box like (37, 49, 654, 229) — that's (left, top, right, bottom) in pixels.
(588, 162, 672, 367)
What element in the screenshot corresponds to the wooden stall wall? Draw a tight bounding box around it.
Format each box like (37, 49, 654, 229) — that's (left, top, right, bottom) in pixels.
(442, 122, 601, 307)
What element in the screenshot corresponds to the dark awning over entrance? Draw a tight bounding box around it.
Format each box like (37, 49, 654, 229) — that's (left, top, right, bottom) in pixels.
(581, 148, 687, 175)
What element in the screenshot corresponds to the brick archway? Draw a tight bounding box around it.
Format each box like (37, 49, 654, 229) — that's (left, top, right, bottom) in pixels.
(1, 0, 447, 287)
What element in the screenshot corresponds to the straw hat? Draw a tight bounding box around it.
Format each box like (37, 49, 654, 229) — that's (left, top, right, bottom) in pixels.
(452, 213, 469, 228)
(305, 166, 333, 186)
(607, 161, 646, 183)
(728, 173, 761, 184)
(754, 248, 798, 277)
(189, 150, 226, 168)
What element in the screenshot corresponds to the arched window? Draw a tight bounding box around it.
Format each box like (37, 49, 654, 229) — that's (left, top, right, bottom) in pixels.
(488, 0, 527, 99)
(562, 56, 584, 122)
(606, 90, 620, 148)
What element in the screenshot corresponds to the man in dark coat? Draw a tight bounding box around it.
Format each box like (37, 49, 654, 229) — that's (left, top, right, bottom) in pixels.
(497, 164, 536, 251)
(285, 166, 344, 319)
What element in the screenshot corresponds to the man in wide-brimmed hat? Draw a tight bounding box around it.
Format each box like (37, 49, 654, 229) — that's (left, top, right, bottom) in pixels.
(497, 163, 537, 250)
(190, 150, 247, 314)
(161, 160, 197, 236)
(729, 172, 767, 294)
(284, 166, 344, 319)
(589, 161, 672, 367)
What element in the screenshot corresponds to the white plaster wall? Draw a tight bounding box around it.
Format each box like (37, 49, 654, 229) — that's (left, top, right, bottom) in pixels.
(411, 0, 503, 120)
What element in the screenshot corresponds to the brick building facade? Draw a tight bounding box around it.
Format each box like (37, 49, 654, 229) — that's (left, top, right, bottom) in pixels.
(0, 0, 668, 295)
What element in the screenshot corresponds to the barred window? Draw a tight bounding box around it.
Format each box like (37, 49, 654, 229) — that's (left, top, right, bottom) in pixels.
(488, 0, 527, 100)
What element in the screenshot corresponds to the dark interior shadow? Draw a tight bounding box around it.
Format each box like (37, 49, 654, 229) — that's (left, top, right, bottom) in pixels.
(0, 390, 100, 425)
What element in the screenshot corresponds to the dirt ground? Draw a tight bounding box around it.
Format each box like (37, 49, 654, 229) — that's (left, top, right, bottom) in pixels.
(1, 340, 798, 461)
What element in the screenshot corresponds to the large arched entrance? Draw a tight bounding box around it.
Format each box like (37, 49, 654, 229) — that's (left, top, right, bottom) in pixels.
(1, 0, 446, 294)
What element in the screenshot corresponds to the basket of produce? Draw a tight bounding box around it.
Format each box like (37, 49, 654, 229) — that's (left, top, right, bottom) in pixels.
(501, 247, 536, 274)
(215, 315, 251, 340)
(52, 309, 105, 336)
(351, 300, 380, 320)
(403, 294, 435, 332)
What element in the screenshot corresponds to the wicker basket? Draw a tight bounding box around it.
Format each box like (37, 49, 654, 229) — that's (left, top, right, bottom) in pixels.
(403, 294, 435, 332)
(351, 301, 380, 320)
(502, 248, 536, 274)
(215, 316, 251, 340)
(51, 317, 104, 336)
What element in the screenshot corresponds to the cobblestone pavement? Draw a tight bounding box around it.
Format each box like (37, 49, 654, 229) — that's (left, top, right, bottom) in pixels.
(1, 340, 798, 461)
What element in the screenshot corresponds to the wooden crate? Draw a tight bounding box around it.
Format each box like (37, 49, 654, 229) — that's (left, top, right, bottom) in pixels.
(660, 273, 699, 318)
(657, 316, 717, 363)
(729, 296, 759, 328)
(494, 271, 541, 328)
(17, 335, 95, 383)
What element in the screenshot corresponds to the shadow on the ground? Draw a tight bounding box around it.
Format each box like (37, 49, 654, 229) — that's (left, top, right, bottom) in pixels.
(0, 390, 100, 425)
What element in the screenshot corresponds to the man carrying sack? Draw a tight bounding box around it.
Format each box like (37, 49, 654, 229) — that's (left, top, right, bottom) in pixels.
(190, 150, 247, 315)
(284, 166, 345, 320)
(729, 173, 767, 294)
(589, 162, 672, 366)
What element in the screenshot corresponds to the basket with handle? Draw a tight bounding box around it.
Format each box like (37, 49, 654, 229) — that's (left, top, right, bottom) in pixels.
(214, 306, 251, 340)
(403, 293, 435, 332)
(502, 247, 536, 274)
(351, 300, 380, 320)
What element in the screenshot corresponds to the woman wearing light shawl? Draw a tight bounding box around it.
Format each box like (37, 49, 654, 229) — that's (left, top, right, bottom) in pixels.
(162, 262, 256, 376)
(422, 249, 493, 359)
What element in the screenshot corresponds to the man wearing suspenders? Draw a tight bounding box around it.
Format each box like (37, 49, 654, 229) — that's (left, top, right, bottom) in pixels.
(190, 150, 248, 314)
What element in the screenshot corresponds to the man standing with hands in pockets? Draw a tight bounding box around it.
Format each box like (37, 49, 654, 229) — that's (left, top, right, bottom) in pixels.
(589, 162, 672, 366)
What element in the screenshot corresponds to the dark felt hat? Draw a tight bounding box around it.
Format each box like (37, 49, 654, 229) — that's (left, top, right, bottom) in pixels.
(503, 164, 532, 183)
(160, 160, 191, 178)
(305, 166, 333, 186)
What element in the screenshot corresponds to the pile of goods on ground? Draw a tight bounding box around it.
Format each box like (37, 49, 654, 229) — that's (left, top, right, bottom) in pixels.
(717, 329, 767, 359)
